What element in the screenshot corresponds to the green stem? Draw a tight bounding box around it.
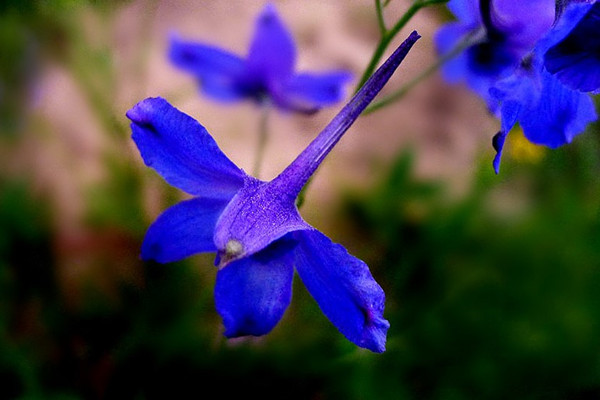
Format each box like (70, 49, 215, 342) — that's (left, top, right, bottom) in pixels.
(364, 30, 481, 114)
(253, 102, 270, 178)
(134, 0, 159, 103)
(375, 0, 387, 34)
(355, 0, 449, 92)
(299, 0, 447, 203)
(295, 175, 312, 209)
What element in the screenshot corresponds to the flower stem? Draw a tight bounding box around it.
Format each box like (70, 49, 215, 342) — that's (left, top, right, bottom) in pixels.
(355, 0, 449, 92)
(253, 102, 270, 178)
(375, 0, 387, 35)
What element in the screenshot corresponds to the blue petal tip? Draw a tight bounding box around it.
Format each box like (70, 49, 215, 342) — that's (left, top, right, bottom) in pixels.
(126, 97, 165, 125)
(492, 131, 507, 174)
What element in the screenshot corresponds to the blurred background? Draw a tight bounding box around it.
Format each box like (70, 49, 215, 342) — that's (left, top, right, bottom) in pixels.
(1, 0, 600, 399)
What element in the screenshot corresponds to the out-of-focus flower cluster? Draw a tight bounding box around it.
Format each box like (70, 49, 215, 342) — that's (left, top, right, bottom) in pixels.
(169, 3, 352, 113)
(436, 0, 600, 172)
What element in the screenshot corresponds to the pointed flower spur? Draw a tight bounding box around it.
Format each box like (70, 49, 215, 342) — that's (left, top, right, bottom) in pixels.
(169, 3, 352, 113)
(127, 31, 420, 352)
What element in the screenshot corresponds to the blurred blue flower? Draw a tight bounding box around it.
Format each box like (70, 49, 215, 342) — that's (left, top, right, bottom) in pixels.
(168, 3, 352, 113)
(490, 1, 599, 173)
(490, 56, 597, 173)
(435, 0, 555, 109)
(543, 1, 600, 93)
(436, 0, 599, 173)
(127, 32, 421, 352)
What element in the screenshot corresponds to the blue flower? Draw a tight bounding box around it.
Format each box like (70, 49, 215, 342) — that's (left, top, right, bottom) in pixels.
(168, 3, 352, 113)
(490, 55, 597, 173)
(435, 0, 555, 109)
(543, 1, 600, 93)
(436, 1, 598, 173)
(127, 32, 421, 352)
(490, 1, 599, 173)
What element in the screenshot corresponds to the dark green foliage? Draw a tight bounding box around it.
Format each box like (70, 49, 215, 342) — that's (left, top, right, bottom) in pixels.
(340, 131, 600, 399)
(0, 181, 55, 398)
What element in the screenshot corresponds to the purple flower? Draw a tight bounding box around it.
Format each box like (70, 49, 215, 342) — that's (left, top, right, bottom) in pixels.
(543, 1, 600, 93)
(168, 3, 352, 113)
(435, 0, 555, 109)
(490, 56, 597, 173)
(490, 1, 599, 173)
(127, 32, 421, 352)
(436, 0, 599, 173)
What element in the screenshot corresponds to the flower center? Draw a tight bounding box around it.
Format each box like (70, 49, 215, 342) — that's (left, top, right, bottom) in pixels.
(225, 239, 243, 258)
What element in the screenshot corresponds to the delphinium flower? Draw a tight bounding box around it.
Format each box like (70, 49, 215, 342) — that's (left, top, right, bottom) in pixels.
(490, 56, 597, 173)
(127, 32, 421, 352)
(490, 0, 599, 172)
(543, 1, 600, 93)
(168, 3, 352, 113)
(436, 0, 599, 173)
(435, 0, 555, 109)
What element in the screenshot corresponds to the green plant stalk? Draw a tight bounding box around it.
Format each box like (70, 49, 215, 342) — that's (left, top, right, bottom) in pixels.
(298, 0, 449, 207)
(375, 0, 387, 34)
(364, 30, 480, 114)
(253, 102, 271, 178)
(355, 0, 449, 92)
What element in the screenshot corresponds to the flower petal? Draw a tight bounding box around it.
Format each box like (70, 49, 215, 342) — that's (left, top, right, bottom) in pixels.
(277, 71, 352, 111)
(447, 0, 480, 23)
(437, 0, 554, 112)
(293, 230, 389, 353)
(435, 24, 517, 110)
(544, 3, 600, 93)
(521, 70, 597, 148)
(536, 1, 593, 55)
(545, 50, 600, 94)
(213, 177, 311, 267)
(246, 3, 296, 87)
(214, 238, 295, 337)
(492, 130, 508, 174)
(493, 0, 555, 48)
(142, 197, 229, 263)
(168, 35, 247, 101)
(489, 73, 527, 173)
(490, 61, 597, 173)
(435, 23, 473, 84)
(127, 97, 246, 199)
(491, 99, 522, 174)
